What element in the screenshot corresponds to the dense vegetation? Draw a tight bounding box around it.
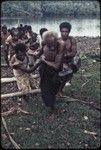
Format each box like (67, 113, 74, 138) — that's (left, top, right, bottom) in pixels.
(1, 1, 100, 18)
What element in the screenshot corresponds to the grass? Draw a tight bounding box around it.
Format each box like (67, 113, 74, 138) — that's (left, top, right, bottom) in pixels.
(1, 54, 100, 149)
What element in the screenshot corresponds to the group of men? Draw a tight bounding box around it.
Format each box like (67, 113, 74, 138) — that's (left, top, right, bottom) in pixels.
(1, 22, 81, 116)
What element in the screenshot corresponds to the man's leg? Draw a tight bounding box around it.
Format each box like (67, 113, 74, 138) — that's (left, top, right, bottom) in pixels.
(16, 76, 31, 106)
(58, 73, 73, 97)
(41, 83, 56, 110)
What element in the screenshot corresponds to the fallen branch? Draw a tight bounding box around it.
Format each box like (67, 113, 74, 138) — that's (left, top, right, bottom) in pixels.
(1, 107, 32, 117)
(1, 74, 39, 83)
(81, 79, 91, 88)
(84, 130, 97, 135)
(1, 89, 41, 99)
(63, 96, 100, 111)
(17, 108, 32, 115)
(1, 107, 15, 117)
(2, 117, 21, 149)
(61, 96, 79, 102)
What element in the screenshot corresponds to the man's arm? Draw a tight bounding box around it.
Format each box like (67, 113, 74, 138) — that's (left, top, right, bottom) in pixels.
(42, 41, 65, 69)
(67, 37, 77, 57)
(12, 60, 41, 73)
(34, 47, 43, 59)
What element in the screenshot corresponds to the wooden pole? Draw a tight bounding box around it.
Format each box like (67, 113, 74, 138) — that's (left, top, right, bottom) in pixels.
(1, 74, 39, 83)
(1, 77, 16, 83)
(1, 89, 41, 99)
(1, 64, 8, 67)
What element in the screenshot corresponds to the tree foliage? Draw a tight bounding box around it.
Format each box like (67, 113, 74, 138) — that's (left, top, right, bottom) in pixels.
(1, 1, 100, 18)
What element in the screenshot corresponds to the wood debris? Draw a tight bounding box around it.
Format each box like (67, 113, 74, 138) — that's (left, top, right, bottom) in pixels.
(2, 117, 21, 149)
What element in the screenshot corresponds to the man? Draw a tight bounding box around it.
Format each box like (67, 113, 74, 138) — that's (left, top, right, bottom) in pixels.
(10, 43, 41, 105)
(5, 30, 20, 65)
(34, 31, 65, 115)
(27, 32, 40, 67)
(58, 22, 77, 97)
(1, 25, 9, 65)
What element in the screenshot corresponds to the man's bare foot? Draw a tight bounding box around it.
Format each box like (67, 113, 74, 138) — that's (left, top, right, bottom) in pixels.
(48, 107, 60, 116)
(48, 108, 60, 120)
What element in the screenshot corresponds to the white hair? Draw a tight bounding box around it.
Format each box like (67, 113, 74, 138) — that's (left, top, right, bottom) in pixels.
(42, 31, 58, 41)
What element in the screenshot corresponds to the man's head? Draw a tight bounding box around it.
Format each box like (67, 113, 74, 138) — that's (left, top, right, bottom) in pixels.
(43, 31, 58, 50)
(39, 28, 48, 38)
(27, 25, 32, 32)
(14, 43, 27, 61)
(31, 32, 38, 42)
(20, 24, 23, 28)
(12, 31, 19, 42)
(2, 25, 7, 34)
(59, 22, 72, 40)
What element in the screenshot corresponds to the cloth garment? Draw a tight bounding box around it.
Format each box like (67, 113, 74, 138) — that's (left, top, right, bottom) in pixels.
(39, 62, 61, 107)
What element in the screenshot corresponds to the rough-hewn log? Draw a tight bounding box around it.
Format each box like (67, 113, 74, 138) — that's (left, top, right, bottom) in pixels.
(1, 89, 41, 99)
(1, 64, 8, 67)
(1, 74, 39, 83)
(1, 77, 16, 83)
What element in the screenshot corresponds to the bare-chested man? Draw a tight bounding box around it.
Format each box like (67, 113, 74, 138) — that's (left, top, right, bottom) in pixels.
(5, 28, 29, 65)
(5, 30, 20, 65)
(34, 31, 65, 115)
(58, 22, 77, 97)
(10, 43, 41, 105)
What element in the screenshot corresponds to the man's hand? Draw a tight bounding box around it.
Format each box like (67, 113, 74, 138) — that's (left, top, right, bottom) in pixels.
(11, 62, 21, 69)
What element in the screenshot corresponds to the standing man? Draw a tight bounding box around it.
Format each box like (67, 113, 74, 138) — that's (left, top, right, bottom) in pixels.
(34, 31, 65, 115)
(58, 22, 77, 97)
(10, 43, 41, 105)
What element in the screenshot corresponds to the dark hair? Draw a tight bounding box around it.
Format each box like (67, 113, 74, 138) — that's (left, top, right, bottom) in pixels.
(2, 25, 7, 30)
(11, 27, 16, 31)
(29, 42, 39, 50)
(59, 22, 72, 32)
(20, 24, 23, 27)
(14, 43, 27, 54)
(27, 25, 32, 31)
(8, 29, 11, 34)
(39, 28, 48, 37)
(24, 25, 28, 31)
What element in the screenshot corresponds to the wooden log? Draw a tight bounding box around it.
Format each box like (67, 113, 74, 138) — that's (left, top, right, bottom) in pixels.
(1, 64, 8, 67)
(1, 89, 41, 99)
(1, 74, 40, 83)
(1, 77, 16, 83)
